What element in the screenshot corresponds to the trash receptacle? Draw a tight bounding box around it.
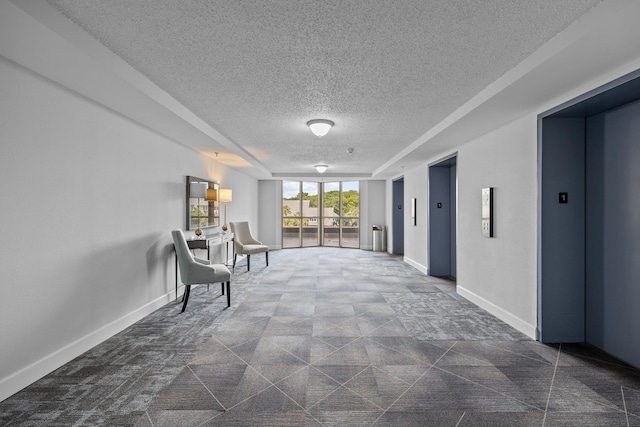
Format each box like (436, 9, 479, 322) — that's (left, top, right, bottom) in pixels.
(372, 225, 386, 252)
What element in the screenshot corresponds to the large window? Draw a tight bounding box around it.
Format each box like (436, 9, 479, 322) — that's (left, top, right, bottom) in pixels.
(283, 181, 359, 248)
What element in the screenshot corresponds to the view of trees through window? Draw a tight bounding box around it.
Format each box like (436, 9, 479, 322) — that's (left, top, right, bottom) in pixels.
(282, 181, 359, 248)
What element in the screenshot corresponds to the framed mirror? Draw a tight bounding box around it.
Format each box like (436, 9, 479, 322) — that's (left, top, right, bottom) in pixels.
(186, 176, 220, 233)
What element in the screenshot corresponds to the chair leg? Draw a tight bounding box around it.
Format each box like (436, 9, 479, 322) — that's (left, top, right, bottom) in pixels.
(247, 255, 250, 271)
(181, 285, 191, 312)
(233, 253, 237, 268)
(221, 282, 224, 295)
(226, 281, 231, 307)
(266, 252, 269, 267)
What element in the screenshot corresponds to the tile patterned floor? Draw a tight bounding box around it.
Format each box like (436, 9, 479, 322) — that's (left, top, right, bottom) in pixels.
(2, 247, 640, 426)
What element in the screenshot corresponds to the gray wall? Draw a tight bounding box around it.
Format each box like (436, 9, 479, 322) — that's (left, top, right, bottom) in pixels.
(586, 100, 640, 366)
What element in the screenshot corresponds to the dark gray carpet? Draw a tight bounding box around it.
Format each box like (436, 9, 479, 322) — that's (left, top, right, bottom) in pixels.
(2, 247, 640, 426)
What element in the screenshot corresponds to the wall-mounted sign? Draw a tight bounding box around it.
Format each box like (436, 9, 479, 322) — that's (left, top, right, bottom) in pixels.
(481, 187, 493, 237)
(559, 192, 568, 204)
(411, 197, 417, 226)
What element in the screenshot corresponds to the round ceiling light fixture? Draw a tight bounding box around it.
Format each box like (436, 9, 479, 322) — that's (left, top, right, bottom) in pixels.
(314, 164, 328, 173)
(307, 119, 334, 137)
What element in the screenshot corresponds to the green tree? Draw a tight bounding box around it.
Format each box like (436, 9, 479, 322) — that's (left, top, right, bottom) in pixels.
(342, 190, 359, 217)
(324, 190, 340, 215)
(283, 218, 300, 227)
(303, 192, 318, 208)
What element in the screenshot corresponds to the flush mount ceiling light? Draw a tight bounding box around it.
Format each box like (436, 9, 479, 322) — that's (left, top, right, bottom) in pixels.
(314, 164, 328, 173)
(307, 119, 334, 137)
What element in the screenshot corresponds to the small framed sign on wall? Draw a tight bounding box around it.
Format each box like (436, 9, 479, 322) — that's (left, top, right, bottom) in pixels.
(411, 197, 417, 226)
(481, 187, 493, 237)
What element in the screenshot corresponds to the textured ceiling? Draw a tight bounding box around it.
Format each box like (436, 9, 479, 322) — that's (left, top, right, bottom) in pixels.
(45, 0, 601, 178)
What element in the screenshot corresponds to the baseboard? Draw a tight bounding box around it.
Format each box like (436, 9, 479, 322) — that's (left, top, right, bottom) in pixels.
(456, 285, 537, 339)
(403, 256, 429, 276)
(0, 292, 174, 402)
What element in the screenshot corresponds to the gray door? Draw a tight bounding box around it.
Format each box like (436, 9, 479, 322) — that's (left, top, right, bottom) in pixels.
(585, 100, 640, 367)
(429, 157, 457, 278)
(392, 178, 404, 255)
(538, 118, 586, 343)
(538, 71, 640, 368)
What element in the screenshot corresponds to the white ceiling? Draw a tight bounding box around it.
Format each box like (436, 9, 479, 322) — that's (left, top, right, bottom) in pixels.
(14, 1, 617, 179)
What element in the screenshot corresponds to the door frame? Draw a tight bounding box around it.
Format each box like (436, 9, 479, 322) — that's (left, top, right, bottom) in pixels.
(537, 68, 640, 344)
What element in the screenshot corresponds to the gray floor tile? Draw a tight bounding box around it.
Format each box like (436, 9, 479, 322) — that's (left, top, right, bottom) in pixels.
(342, 366, 414, 410)
(3, 247, 640, 426)
(373, 410, 465, 427)
(458, 411, 545, 426)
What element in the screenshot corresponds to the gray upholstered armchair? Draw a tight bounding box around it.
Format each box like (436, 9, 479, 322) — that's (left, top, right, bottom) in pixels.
(230, 221, 269, 271)
(172, 229, 231, 311)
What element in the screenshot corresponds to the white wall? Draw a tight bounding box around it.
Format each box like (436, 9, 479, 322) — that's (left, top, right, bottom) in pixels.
(449, 58, 640, 338)
(0, 56, 258, 400)
(221, 179, 259, 251)
(395, 115, 549, 338)
(402, 164, 429, 274)
(456, 115, 538, 336)
(359, 180, 386, 250)
(394, 60, 640, 340)
(258, 180, 282, 249)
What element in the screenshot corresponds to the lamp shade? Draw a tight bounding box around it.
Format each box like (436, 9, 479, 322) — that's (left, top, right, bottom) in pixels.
(219, 188, 232, 202)
(190, 182, 207, 198)
(307, 119, 334, 137)
(206, 188, 217, 201)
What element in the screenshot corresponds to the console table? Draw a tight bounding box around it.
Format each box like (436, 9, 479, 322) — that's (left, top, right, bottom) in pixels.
(174, 232, 234, 299)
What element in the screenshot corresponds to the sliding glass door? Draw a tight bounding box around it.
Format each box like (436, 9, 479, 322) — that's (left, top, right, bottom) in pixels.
(283, 180, 359, 248)
(341, 181, 360, 248)
(323, 181, 360, 248)
(283, 181, 320, 248)
(301, 182, 319, 247)
(322, 182, 340, 247)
